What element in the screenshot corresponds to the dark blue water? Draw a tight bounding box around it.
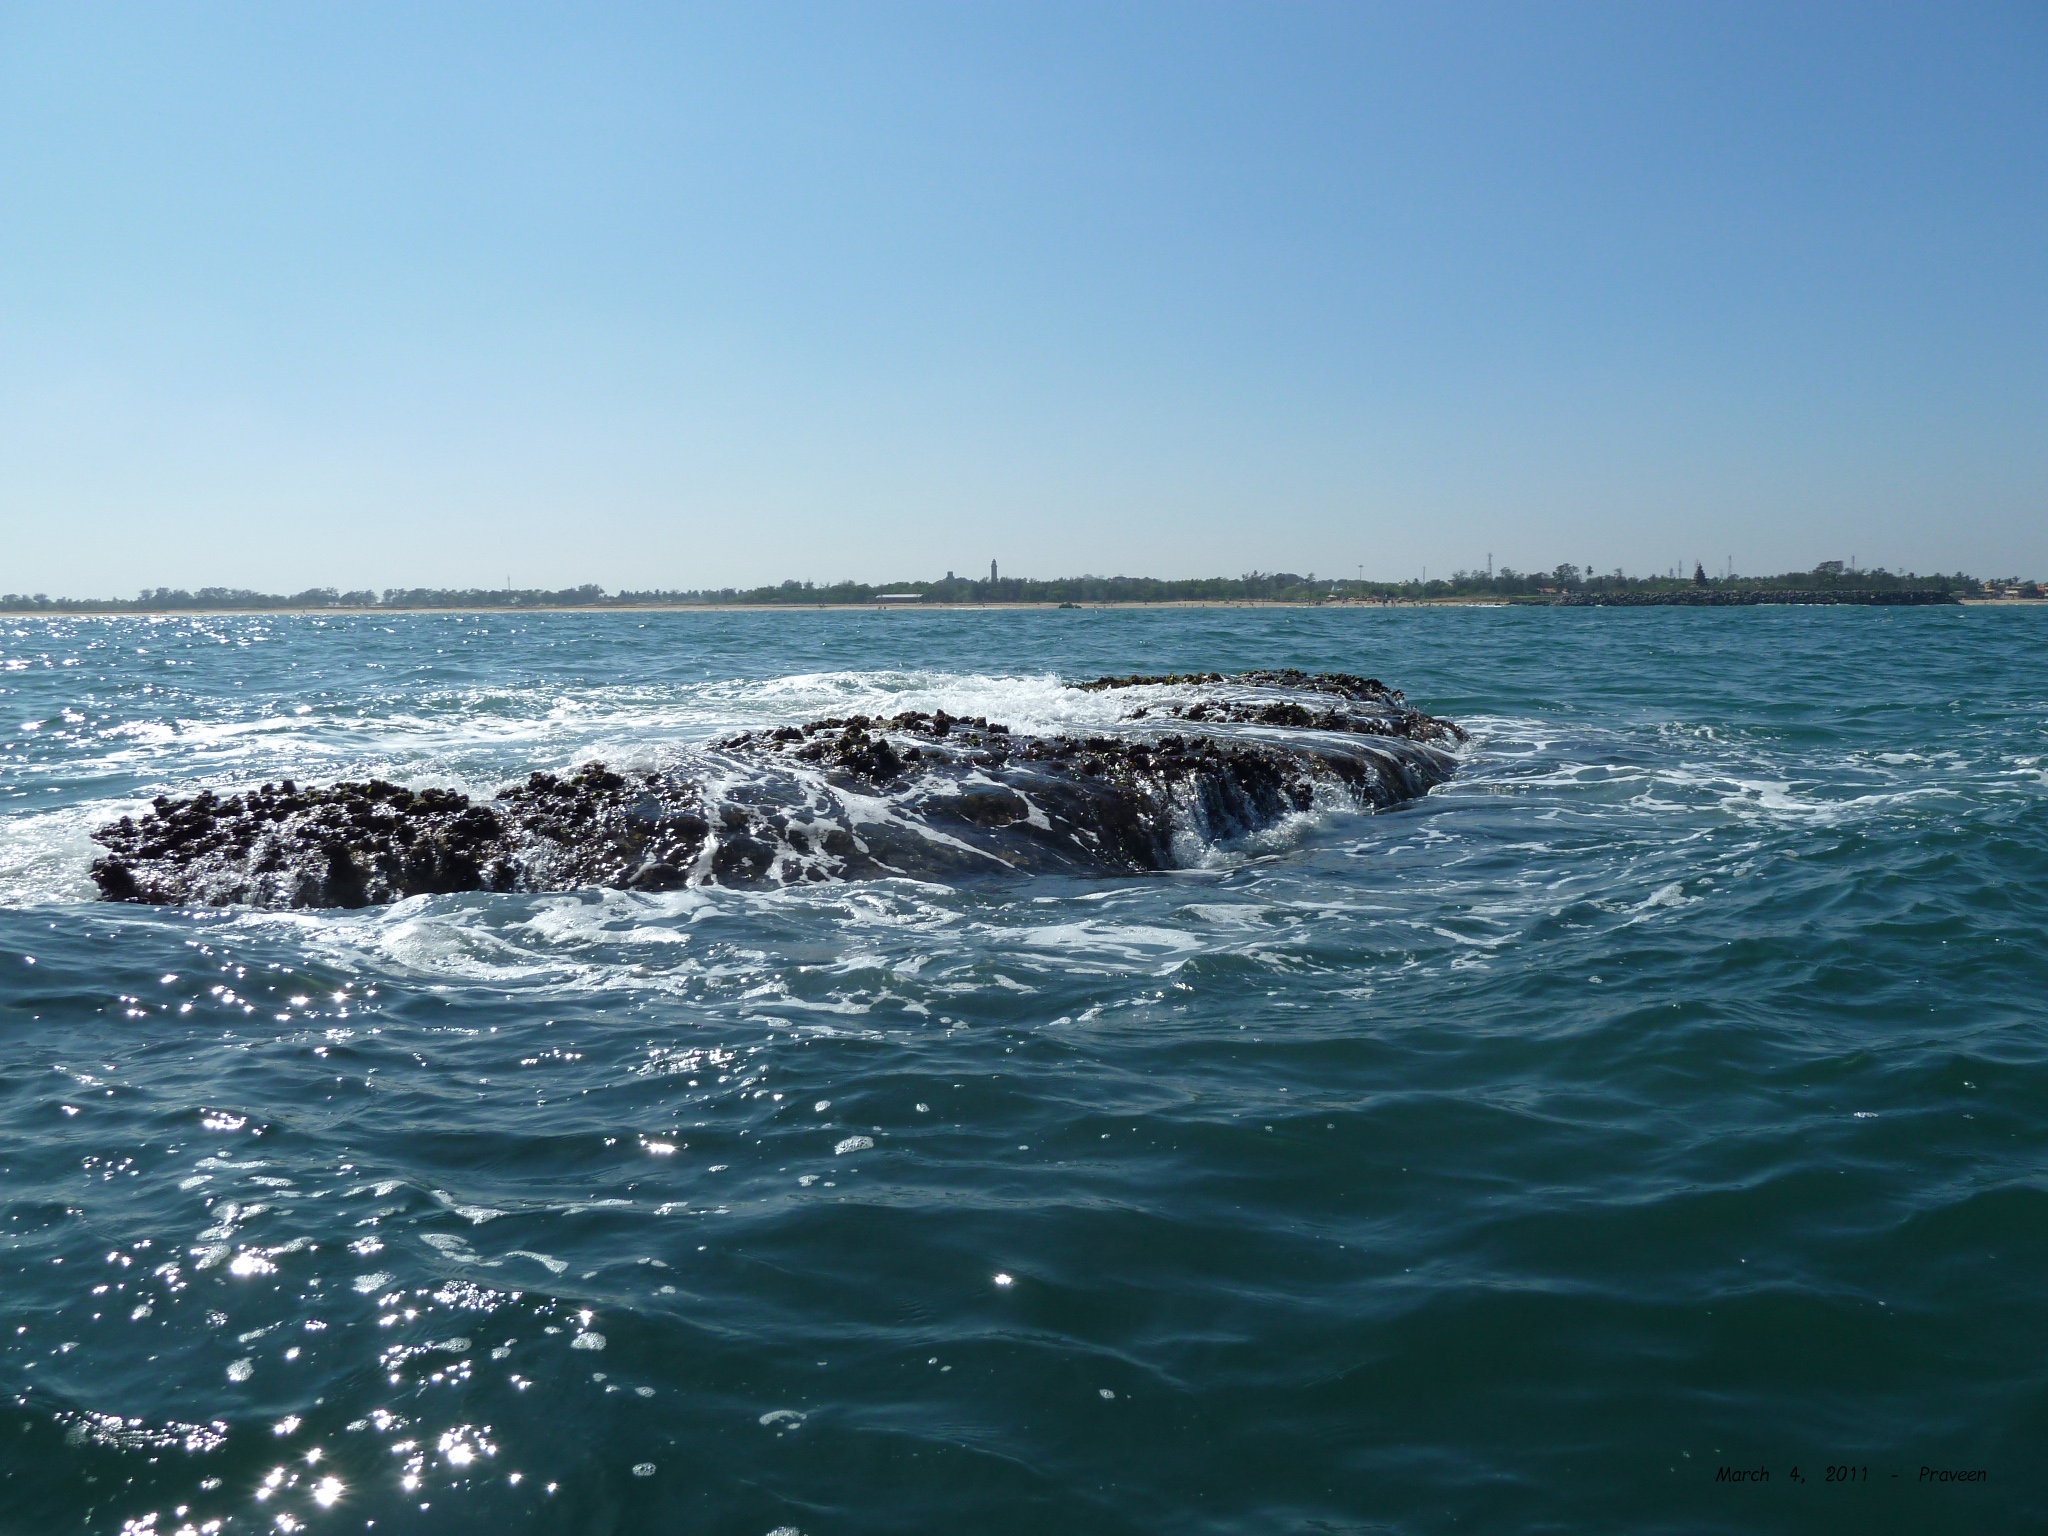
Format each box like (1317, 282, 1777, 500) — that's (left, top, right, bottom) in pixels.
(3, 607, 2044, 1534)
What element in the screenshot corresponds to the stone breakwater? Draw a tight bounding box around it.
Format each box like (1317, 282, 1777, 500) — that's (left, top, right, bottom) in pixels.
(89, 671, 1463, 908)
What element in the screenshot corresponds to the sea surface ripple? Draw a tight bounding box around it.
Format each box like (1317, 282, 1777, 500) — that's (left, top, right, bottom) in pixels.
(2, 606, 2043, 1534)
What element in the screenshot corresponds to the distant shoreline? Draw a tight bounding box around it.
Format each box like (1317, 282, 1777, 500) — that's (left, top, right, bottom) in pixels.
(12, 598, 1489, 616)
(12, 598, 1470, 617)
(7, 595, 2036, 618)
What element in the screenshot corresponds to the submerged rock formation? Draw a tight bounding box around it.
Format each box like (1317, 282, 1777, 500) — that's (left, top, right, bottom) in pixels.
(90, 672, 1464, 908)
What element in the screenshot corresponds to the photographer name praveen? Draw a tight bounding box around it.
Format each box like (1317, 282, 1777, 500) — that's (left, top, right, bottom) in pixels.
(1713, 1465, 1989, 1484)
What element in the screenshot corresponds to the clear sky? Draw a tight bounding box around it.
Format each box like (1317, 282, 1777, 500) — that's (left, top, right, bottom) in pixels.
(3, 2, 2042, 594)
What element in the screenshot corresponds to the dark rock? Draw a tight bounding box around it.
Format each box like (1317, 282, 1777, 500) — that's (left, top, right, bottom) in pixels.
(952, 786, 1031, 827)
(92, 669, 1464, 907)
(91, 859, 141, 902)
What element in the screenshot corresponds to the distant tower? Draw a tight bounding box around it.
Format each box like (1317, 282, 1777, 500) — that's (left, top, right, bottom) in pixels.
(990, 559, 998, 583)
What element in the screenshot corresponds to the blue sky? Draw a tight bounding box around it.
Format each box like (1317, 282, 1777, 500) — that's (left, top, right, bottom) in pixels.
(3, 2, 2042, 593)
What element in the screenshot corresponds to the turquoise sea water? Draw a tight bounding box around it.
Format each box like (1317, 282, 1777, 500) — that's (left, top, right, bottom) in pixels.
(1, 606, 2043, 1535)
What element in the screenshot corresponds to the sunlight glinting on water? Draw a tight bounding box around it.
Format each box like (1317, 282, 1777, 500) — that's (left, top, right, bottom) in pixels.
(4, 606, 2044, 1533)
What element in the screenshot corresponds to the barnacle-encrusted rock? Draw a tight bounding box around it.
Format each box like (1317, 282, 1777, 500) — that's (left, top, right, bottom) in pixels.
(91, 672, 1462, 907)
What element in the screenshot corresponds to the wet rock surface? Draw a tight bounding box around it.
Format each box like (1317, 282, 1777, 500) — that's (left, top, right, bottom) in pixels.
(1081, 669, 1465, 744)
(91, 672, 1463, 907)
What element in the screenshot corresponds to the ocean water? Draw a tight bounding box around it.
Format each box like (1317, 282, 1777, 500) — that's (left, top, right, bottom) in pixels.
(2, 605, 2043, 1535)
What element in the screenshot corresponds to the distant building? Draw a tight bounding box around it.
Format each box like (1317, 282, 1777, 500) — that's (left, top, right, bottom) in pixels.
(873, 592, 926, 605)
(991, 559, 999, 583)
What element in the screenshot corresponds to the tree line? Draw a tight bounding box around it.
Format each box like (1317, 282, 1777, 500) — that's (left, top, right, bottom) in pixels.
(0, 565, 2008, 613)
